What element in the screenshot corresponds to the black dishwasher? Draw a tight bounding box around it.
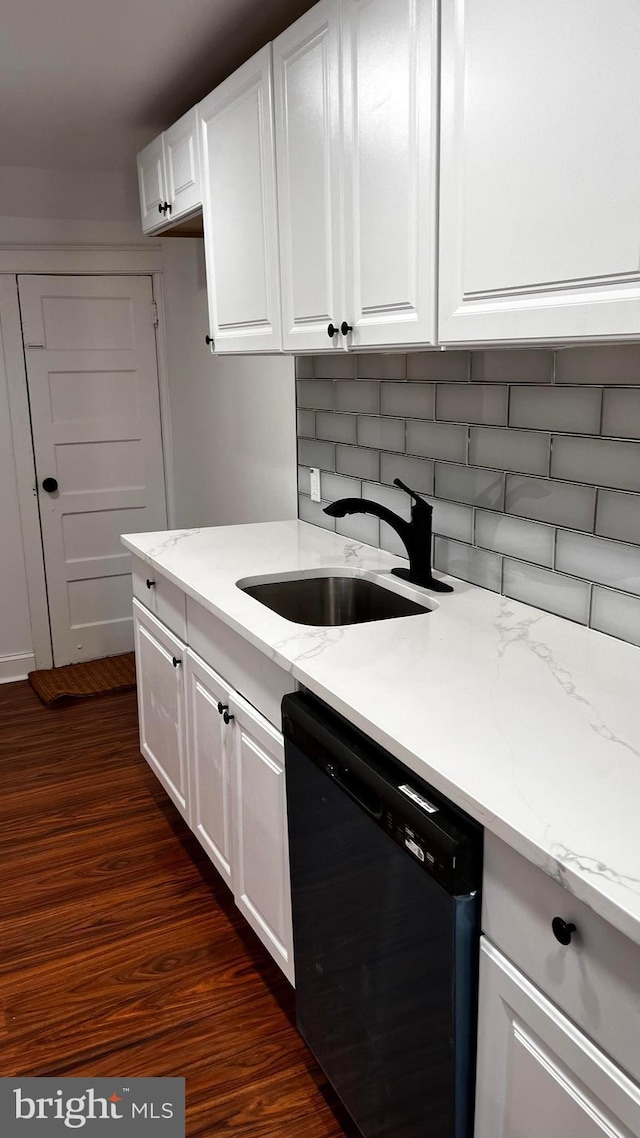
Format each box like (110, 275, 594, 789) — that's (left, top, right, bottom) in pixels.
(282, 692, 482, 1138)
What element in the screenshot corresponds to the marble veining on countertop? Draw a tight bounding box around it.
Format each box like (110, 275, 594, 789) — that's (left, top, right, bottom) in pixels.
(122, 520, 640, 947)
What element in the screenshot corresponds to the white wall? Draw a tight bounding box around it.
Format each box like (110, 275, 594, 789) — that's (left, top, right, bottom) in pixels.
(161, 238, 297, 528)
(0, 297, 35, 680)
(0, 164, 143, 243)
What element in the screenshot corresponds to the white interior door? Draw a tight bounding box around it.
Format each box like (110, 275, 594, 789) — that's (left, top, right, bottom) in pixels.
(19, 275, 167, 666)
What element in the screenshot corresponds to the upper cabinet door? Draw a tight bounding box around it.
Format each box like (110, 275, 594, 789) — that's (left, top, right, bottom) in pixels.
(274, 0, 345, 353)
(137, 134, 167, 234)
(341, 0, 438, 349)
(199, 46, 282, 354)
(163, 107, 201, 223)
(439, 0, 640, 345)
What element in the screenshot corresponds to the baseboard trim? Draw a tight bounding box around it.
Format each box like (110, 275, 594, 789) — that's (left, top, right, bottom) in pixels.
(0, 652, 35, 683)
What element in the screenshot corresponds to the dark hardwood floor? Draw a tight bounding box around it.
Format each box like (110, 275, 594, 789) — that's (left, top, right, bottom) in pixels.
(0, 680, 356, 1137)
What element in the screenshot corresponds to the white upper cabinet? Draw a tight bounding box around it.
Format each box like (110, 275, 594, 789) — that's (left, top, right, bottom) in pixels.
(198, 46, 283, 354)
(341, 0, 438, 348)
(137, 134, 166, 234)
(137, 108, 201, 235)
(439, 0, 640, 344)
(274, 0, 344, 354)
(274, 0, 438, 352)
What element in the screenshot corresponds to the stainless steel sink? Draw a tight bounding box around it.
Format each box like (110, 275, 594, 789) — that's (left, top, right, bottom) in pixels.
(238, 573, 433, 626)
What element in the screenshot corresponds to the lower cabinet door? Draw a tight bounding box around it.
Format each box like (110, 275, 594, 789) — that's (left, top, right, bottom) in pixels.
(184, 649, 234, 887)
(231, 690, 294, 984)
(475, 938, 640, 1138)
(133, 598, 188, 819)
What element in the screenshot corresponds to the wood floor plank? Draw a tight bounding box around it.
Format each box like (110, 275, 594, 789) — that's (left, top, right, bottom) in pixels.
(0, 681, 355, 1137)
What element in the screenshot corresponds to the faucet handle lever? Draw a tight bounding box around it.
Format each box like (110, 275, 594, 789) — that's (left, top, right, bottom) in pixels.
(393, 478, 431, 512)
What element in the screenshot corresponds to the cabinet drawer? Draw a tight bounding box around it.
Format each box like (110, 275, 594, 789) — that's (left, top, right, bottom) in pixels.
(132, 556, 187, 640)
(483, 832, 640, 1082)
(186, 597, 295, 729)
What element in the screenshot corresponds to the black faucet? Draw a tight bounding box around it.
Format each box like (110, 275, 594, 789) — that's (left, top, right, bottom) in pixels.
(324, 478, 453, 592)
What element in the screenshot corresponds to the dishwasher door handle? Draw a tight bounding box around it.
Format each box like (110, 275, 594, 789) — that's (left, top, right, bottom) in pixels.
(331, 765, 383, 820)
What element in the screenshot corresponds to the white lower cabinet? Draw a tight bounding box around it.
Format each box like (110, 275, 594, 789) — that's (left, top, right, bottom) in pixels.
(230, 688, 294, 984)
(133, 591, 294, 984)
(475, 939, 640, 1138)
(184, 648, 234, 888)
(133, 598, 188, 820)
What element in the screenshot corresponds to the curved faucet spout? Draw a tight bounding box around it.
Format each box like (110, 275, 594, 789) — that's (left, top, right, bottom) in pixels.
(323, 484, 454, 593)
(323, 497, 412, 545)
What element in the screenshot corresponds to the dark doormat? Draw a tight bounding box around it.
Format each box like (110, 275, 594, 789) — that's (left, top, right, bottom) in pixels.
(28, 652, 136, 707)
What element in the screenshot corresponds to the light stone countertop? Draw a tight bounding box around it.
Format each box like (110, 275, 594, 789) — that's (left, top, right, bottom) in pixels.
(122, 520, 640, 947)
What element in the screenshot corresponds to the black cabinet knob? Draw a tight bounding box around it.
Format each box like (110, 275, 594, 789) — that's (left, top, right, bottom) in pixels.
(217, 702, 228, 715)
(327, 323, 338, 338)
(42, 477, 58, 493)
(552, 917, 576, 945)
(340, 321, 353, 336)
(158, 201, 171, 215)
(172, 656, 182, 668)
(223, 710, 234, 725)
(205, 334, 214, 346)
(146, 579, 155, 589)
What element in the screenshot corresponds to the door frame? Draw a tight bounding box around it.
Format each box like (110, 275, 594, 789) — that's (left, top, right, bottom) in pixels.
(2, 245, 174, 670)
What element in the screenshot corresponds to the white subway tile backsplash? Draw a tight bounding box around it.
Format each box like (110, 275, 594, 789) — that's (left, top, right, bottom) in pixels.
(503, 559, 591, 624)
(356, 353, 406, 380)
(435, 463, 505, 510)
(596, 490, 640, 544)
(469, 427, 550, 476)
(312, 353, 356, 379)
(505, 475, 596, 531)
(357, 415, 405, 452)
(551, 435, 640, 492)
(379, 521, 408, 557)
(434, 539, 502, 591)
(429, 499, 474, 543)
(556, 531, 640, 596)
(436, 384, 508, 426)
(381, 382, 435, 419)
(601, 388, 640, 439)
(509, 386, 602, 434)
(320, 472, 361, 502)
(336, 444, 380, 481)
(298, 493, 335, 530)
(295, 346, 640, 648)
(363, 481, 412, 521)
(555, 344, 640, 385)
(407, 351, 470, 382)
(295, 356, 314, 378)
(335, 380, 380, 414)
(337, 513, 380, 546)
(591, 588, 640, 648)
(297, 409, 315, 438)
(406, 420, 467, 462)
(476, 511, 554, 567)
(472, 349, 554, 384)
(298, 438, 335, 471)
(316, 411, 357, 444)
(380, 453, 434, 495)
(297, 379, 334, 410)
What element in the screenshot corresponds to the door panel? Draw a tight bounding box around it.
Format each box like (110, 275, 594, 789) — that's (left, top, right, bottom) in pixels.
(439, 0, 640, 343)
(231, 691, 294, 983)
(199, 46, 282, 353)
(475, 940, 640, 1138)
(185, 649, 234, 886)
(164, 107, 201, 221)
(274, 0, 345, 352)
(133, 600, 188, 819)
(19, 275, 167, 665)
(342, 0, 438, 347)
(136, 134, 166, 234)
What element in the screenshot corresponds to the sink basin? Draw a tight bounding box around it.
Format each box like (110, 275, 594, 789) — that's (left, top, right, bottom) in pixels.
(237, 572, 433, 626)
